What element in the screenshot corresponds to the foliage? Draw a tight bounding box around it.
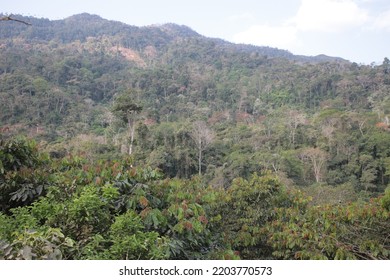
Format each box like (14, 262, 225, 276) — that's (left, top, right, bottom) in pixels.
(80, 211, 168, 260)
(1, 14, 390, 260)
(0, 207, 74, 260)
(2, 15, 390, 191)
(265, 195, 390, 260)
(0, 142, 388, 260)
(212, 172, 291, 259)
(0, 228, 74, 260)
(0, 137, 51, 212)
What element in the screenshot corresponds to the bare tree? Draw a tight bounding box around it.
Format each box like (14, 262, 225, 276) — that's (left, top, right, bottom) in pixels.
(321, 123, 335, 152)
(285, 110, 306, 148)
(112, 91, 142, 155)
(300, 147, 329, 183)
(190, 121, 215, 176)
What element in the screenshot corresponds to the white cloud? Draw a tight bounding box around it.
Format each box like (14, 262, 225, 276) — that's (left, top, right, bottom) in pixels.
(372, 9, 390, 30)
(291, 0, 368, 32)
(228, 13, 255, 22)
(232, 0, 371, 50)
(233, 24, 299, 50)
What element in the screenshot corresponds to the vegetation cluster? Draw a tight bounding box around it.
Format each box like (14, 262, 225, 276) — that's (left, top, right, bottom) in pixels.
(0, 14, 389, 259)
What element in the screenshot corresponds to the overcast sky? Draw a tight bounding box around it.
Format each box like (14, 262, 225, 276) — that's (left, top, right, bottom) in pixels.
(2, 0, 390, 64)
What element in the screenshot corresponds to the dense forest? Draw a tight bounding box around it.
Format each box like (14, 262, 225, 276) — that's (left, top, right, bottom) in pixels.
(0, 14, 389, 260)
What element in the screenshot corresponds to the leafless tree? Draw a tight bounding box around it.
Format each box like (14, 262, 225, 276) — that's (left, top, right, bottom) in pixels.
(286, 110, 306, 148)
(317, 115, 339, 153)
(190, 121, 215, 176)
(300, 147, 329, 183)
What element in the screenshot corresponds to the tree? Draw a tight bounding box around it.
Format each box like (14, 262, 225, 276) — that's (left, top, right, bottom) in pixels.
(265, 194, 390, 260)
(383, 57, 390, 74)
(300, 147, 329, 183)
(285, 109, 306, 148)
(0, 137, 49, 212)
(190, 121, 214, 176)
(213, 172, 286, 259)
(112, 90, 142, 155)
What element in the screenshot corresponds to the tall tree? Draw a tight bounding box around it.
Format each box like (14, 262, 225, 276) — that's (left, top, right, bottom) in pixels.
(190, 121, 214, 176)
(300, 147, 329, 183)
(112, 90, 142, 155)
(285, 109, 306, 148)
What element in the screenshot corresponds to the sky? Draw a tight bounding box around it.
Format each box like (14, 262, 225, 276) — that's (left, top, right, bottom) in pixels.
(2, 0, 390, 64)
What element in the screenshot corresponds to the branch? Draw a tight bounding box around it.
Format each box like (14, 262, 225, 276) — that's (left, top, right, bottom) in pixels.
(0, 16, 31, 25)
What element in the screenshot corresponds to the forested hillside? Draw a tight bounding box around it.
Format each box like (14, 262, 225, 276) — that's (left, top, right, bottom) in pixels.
(0, 14, 389, 260)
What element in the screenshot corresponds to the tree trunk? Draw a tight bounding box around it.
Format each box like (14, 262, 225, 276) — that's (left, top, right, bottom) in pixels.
(128, 119, 135, 155)
(198, 139, 202, 176)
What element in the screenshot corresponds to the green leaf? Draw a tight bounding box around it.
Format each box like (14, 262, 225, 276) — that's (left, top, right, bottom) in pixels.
(177, 207, 184, 220)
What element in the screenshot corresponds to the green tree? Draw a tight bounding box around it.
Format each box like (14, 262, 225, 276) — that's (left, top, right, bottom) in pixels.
(265, 195, 390, 260)
(0, 137, 50, 212)
(213, 173, 287, 259)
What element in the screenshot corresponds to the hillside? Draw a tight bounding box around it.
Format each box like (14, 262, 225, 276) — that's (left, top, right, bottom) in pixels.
(1, 13, 390, 188)
(0, 13, 389, 261)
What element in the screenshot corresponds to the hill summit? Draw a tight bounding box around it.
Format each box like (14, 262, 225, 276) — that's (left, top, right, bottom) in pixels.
(0, 13, 347, 63)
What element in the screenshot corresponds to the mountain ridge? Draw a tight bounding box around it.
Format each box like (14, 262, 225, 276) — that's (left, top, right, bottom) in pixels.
(1, 13, 390, 262)
(0, 13, 349, 64)
(0, 11, 389, 193)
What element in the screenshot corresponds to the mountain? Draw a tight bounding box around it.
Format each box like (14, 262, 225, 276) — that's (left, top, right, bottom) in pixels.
(0, 13, 347, 63)
(2, 13, 390, 262)
(0, 13, 389, 191)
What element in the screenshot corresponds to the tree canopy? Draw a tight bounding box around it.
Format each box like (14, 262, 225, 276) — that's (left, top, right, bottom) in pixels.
(0, 14, 389, 260)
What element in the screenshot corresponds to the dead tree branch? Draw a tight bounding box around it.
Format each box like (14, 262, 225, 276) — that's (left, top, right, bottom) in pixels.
(0, 15, 31, 25)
